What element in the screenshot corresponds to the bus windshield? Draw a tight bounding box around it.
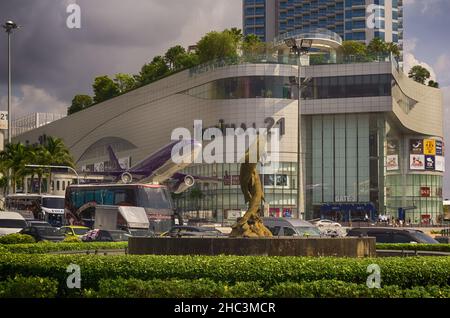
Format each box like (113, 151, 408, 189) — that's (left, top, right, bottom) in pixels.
(137, 187, 173, 210)
(42, 198, 65, 209)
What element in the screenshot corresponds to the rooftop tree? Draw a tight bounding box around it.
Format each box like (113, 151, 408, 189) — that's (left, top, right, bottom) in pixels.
(408, 65, 431, 85)
(196, 30, 239, 64)
(67, 94, 93, 115)
(92, 75, 120, 104)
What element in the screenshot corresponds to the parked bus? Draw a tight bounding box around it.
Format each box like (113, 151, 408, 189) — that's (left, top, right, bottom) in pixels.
(65, 184, 179, 233)
(5, 194, 65, 227)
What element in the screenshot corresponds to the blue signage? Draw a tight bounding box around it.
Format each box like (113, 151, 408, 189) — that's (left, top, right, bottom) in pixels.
(425, 155, 435, 171)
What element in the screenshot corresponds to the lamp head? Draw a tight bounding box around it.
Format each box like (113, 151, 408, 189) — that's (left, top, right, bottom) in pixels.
(3, 20, 19, 33)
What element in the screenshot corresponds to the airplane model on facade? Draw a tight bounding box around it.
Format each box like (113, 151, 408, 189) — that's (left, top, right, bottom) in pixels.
(87, 139, 217, 194)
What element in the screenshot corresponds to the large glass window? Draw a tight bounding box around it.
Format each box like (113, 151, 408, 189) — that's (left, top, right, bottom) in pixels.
(302, 74, 392, 100)
(186, 76, 298, 100)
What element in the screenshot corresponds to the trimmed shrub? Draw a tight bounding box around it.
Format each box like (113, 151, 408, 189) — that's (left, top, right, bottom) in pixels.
(1, 254, 450, 292)
(0, 276, 58, 298)
(85, 278, 450, 298)
(62, 236, 82, 243)
(3, 242, 127, 254)
(0, 233, 35, 245)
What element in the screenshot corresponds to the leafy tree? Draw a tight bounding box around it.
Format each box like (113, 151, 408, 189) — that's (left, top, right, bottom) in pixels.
(135, 56, 170, 86)
(165, 45, 186, 69)
(92, 76, 120, 104)
(67, 94, 93, 115)
(408, 65, 431, 85)
(114, 73, 136, 93)
(196, 31, 239, 63)
(386, 42, 400, 58)
(242, 34, 265, 56)
(173, 52, 200, 70)
(225, 27, 243, 44)
(367, 37, 388, 56)
(0, 143, 30, 193)
(341, 40, 368, 56)
(428, 80, 439, 88)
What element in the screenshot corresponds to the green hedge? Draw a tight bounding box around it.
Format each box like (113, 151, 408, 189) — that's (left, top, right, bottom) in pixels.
(2, 242, 127, 254)
(0, 276, 58, 298)
(86, 278, 265, 298)
(1, 254, 450, 292)
(0, 233, 35, 244)
(377, 244, 450, 253)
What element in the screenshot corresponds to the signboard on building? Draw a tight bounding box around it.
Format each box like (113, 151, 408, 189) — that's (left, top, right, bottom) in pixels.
(0, 111, 8, 130)
(436, 141, 444, 156)
(387, 155, 399, 171)
(410, 139, 423, 154)
(424, 139, 436, 156)
(410, 155, 425, 170)
(420, 187, 431, 197)
(387, 140, 399, 155)
(435, 156, 445, 172)
(425, 155, 436, 171)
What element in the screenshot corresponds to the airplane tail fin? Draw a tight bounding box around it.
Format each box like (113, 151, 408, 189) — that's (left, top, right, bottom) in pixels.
(107, 146, 123, 171)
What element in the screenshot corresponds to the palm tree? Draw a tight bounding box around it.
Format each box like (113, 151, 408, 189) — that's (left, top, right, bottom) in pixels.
(367, 38, 388, 59)
(41, 137, 75, 192)
(0, 143, 30, 193)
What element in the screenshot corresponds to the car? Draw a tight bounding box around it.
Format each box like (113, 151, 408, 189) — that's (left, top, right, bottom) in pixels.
(346, 227, 439, 244)
(60, 226, 90, 238)
(313, 219, 342, 228)
(81, 229, 131, 242)
(20, 225, 66, 242)
(262, 218, 322, 237)
(163, 226, 226, 238)
(0, 212, 28, 236)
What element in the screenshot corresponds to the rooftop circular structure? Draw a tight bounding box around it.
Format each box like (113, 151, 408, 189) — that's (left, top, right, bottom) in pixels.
(274, 28, 343, 53)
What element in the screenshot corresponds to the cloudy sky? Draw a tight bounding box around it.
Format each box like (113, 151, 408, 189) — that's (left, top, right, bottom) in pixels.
(0, 0, 449, 195)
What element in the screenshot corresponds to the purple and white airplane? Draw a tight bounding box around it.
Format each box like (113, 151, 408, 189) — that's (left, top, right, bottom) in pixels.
(89, 139, 217, 194)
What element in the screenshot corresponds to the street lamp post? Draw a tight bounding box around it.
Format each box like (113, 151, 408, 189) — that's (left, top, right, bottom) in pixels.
(284, 38, 312, 220)
(2, 20, 20, 144)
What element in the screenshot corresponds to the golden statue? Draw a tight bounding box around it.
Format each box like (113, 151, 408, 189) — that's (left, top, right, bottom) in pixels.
(230, 136, 273, 238)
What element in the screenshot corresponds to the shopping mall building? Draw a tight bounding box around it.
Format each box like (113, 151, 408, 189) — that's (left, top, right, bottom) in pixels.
(13, 30, 444, 223)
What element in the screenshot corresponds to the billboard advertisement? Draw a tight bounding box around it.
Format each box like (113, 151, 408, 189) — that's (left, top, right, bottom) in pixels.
(436, 141, 444, 156)
(387, 155, 399, 171)
(410, 155, 425, 170)
(387, 140, 399, 155)
(425, 155, 436, 170)
(410, 139, 423, 154)
(424, 139, 436, 156)
(435, 156, 445, 172)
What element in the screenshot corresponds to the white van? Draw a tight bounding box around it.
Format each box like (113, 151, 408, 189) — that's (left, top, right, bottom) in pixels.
(0, 212, 28, 236)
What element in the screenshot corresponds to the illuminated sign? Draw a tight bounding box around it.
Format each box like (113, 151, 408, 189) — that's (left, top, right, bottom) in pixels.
(424, 139, 436, 156)
(410, 155, 425, 170)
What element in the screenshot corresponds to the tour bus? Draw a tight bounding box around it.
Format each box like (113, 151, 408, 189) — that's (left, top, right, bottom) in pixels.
(64, 183, 179, 234)
(5, 194, 65, 227)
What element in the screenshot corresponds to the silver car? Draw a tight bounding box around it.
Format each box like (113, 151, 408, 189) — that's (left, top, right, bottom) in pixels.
(262, 218, 321, 237)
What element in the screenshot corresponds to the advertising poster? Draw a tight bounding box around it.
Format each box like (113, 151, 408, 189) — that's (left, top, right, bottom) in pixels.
(420, 187, 431, 198)
(387, 155, 399, 171)
(424, 139, 436, 155)
(425, 155, 436, 170)
(410, 154, 425, 170)
(387, 140, 399, 155)
(436, 141, 443, 156)
(410, 139, 423, 154)
(435, 156, 445, 172)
